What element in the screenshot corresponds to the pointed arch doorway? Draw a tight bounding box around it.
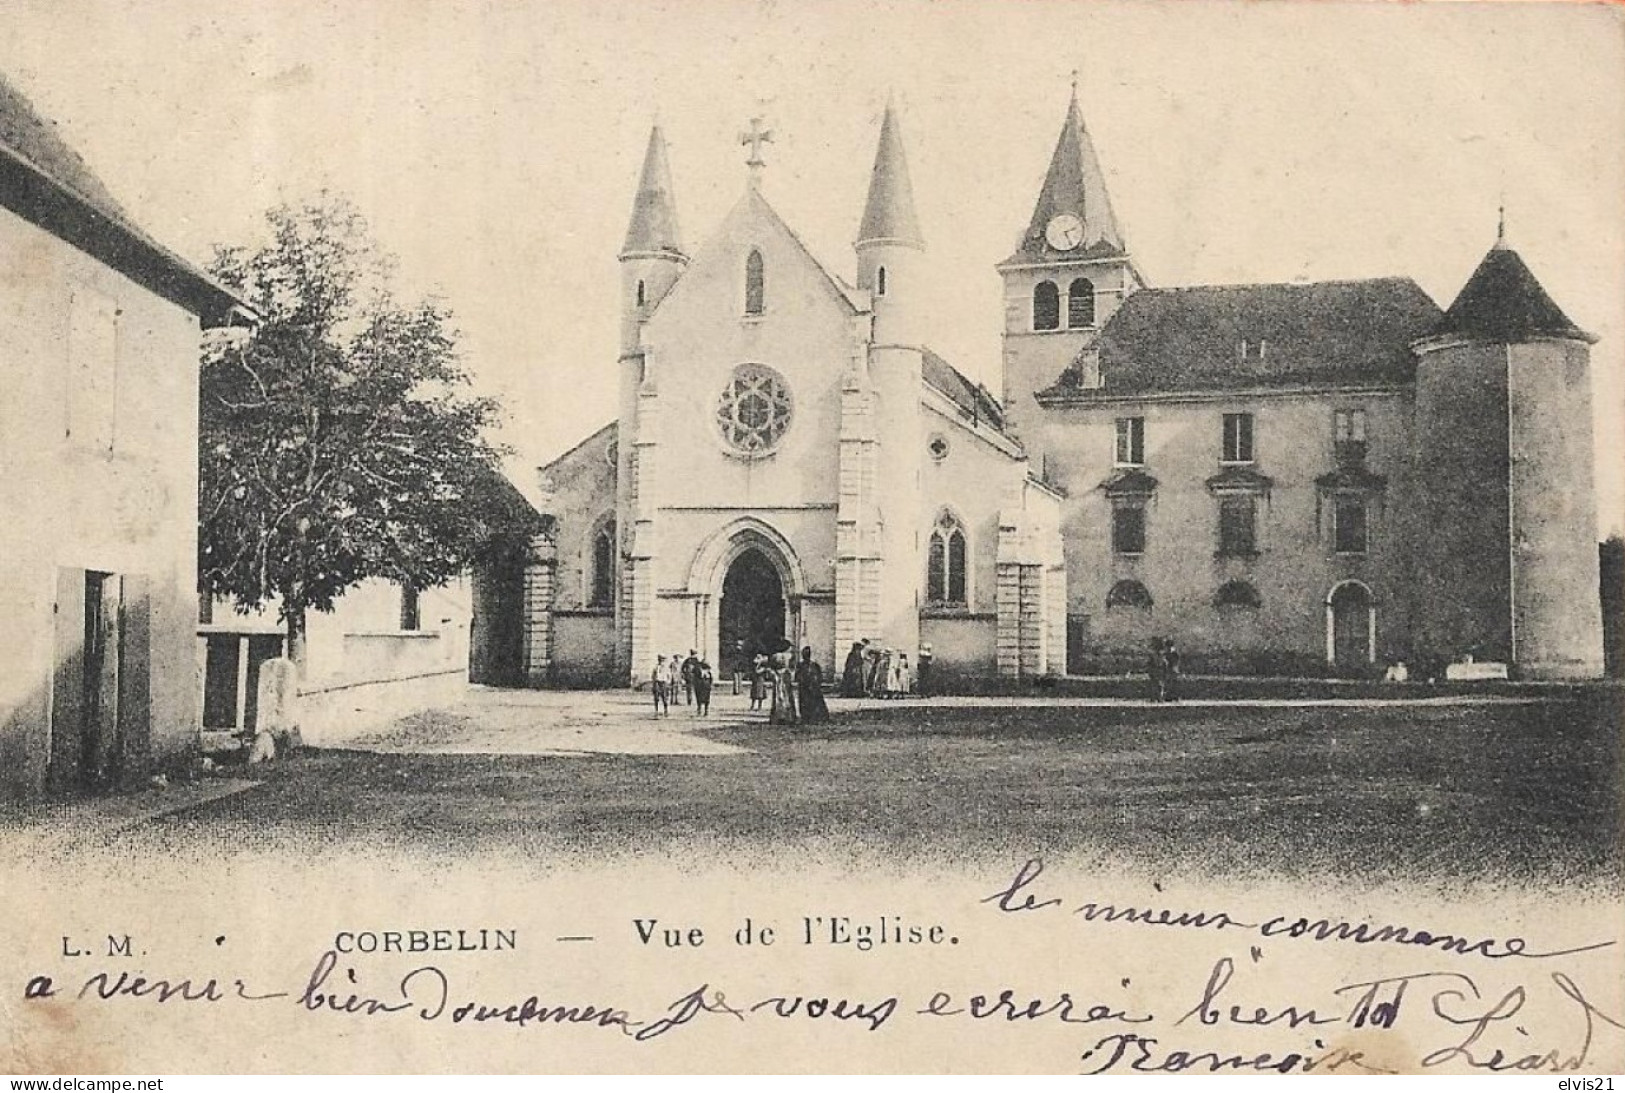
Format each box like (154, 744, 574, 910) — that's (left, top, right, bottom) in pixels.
(720, 548, 787, 668)
(688, 518, 807, 679)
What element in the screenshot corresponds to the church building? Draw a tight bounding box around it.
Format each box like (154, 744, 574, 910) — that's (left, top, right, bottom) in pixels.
(529, 103, 1065, 687)
(528, 87, 1604, 686)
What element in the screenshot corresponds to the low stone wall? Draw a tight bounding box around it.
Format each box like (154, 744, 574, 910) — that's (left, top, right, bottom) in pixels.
(921, 613, 997, 683)
(551, 611, 618, 687)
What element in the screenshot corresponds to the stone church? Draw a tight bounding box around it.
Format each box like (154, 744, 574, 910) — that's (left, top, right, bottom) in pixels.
(527, 88, 1604, 686)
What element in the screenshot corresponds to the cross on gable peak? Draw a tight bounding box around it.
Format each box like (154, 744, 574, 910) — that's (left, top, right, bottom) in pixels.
(740, 115, 774, 183)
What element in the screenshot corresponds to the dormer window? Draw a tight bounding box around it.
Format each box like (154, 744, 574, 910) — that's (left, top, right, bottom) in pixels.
(876, 266, 888, 297)
(1239, 339, 1267, 363)
(744, 249, 765, 315)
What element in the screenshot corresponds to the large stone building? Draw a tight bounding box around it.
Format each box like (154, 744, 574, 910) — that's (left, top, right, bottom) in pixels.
(529, 89, 1604, 685)
(0, 74, 248, 797)
(531, 106, 1065, 687)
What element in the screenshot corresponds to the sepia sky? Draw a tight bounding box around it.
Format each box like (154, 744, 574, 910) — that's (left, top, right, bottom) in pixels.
(4, 0, 1623, 535)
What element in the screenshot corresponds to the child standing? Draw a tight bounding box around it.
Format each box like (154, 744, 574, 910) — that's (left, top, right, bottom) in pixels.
(652, 655, 669, 717)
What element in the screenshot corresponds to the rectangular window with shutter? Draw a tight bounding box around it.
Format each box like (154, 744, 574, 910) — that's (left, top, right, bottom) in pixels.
(1334, 408, 1368, 466)
(1112, 503, 1146, 555)
(1334, 496, 1369, 554)
(1115, 417, 1145, 466)
(399, 586, 421, 632)
(1218, 497, 1256, 556)
(1222, 413, 1254, 463)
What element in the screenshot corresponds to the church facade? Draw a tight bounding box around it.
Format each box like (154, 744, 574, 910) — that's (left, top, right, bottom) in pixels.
(528, 89, 1604, 686)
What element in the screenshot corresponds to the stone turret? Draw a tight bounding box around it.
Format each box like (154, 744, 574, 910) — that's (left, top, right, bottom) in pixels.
(855, 96, 926, 349)
(619, 123, 687, 357)
(856, 97, 926, 657)
(1409, 227, 1602, 678)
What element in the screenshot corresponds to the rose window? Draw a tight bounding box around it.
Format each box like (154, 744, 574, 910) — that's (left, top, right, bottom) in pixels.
(715, 364, 793, 455)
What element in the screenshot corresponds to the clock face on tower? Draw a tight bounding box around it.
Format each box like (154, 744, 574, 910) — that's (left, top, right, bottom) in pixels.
(1045, 213, 1084, 251)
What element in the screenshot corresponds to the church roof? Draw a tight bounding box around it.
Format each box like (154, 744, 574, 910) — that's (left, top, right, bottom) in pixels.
(1040, 277, 1442, 400)
(0, 70, 247, 323)
(1430, 240, 1589, 343)
(856, 100, 923, 249)
(923, 347, 1006, 432)
(621, 124, 684, 257)
(1003, 87, 1125, 266)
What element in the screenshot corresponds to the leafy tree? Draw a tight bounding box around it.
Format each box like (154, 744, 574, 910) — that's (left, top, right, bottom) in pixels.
(200, 196, 536, 667)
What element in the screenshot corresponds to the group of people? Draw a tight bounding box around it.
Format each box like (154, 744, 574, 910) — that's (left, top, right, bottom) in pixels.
(651, 650, 715, 717)
(744, 647, 830, 725)
(1147, 637, 1181, 702)
(655, 645, 830, 725)
(840, 640, 916, 699)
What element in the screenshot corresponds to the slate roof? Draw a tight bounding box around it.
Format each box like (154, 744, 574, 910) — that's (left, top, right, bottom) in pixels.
(1040, 277, 1443, 400)
(856, 100, 924, 248)
(0, 70, 246, 323)
(1002, 88, 1125, 266)
(1431, 243, 1589, 343)
(922, 347, 1007, 433)
(621, 124, 684, 258)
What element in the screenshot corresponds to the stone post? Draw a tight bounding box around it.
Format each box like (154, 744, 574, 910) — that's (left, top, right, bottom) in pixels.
(523, 533, 557, 688)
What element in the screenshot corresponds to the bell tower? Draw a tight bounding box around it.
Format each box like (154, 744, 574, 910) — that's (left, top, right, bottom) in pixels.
(998, 79, 1142, 456)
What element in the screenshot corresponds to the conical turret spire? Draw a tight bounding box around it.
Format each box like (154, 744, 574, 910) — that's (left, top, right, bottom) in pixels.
(1012, 84, 1124, 261)
(1433, 240, 1590, 343)
(856, 98, 924, 249)
(621, 124, 684, 257)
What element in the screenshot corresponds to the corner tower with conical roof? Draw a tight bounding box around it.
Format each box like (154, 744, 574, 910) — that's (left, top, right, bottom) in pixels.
(619, 123, 688, 357)
(614, 123, 689, 679)
(998, 81, 1143, 454)
(1409, 227, 1603, 678)
(854, 97, 928, 658)
(855, 96, 926, 349)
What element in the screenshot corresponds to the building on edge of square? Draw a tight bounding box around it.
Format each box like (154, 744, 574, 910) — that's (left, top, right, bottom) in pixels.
(528, 86, 1604, 687)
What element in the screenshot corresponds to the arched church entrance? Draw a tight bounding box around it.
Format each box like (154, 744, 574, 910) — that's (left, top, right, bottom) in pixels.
(719, 548, 787, 674)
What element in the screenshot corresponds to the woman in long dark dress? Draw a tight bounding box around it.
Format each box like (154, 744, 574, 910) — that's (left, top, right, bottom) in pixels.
(798, 646, 831, 724)
(769, 652, 799, 725)
(692, 658, 713, 717)
(841, 642, 867, 698)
